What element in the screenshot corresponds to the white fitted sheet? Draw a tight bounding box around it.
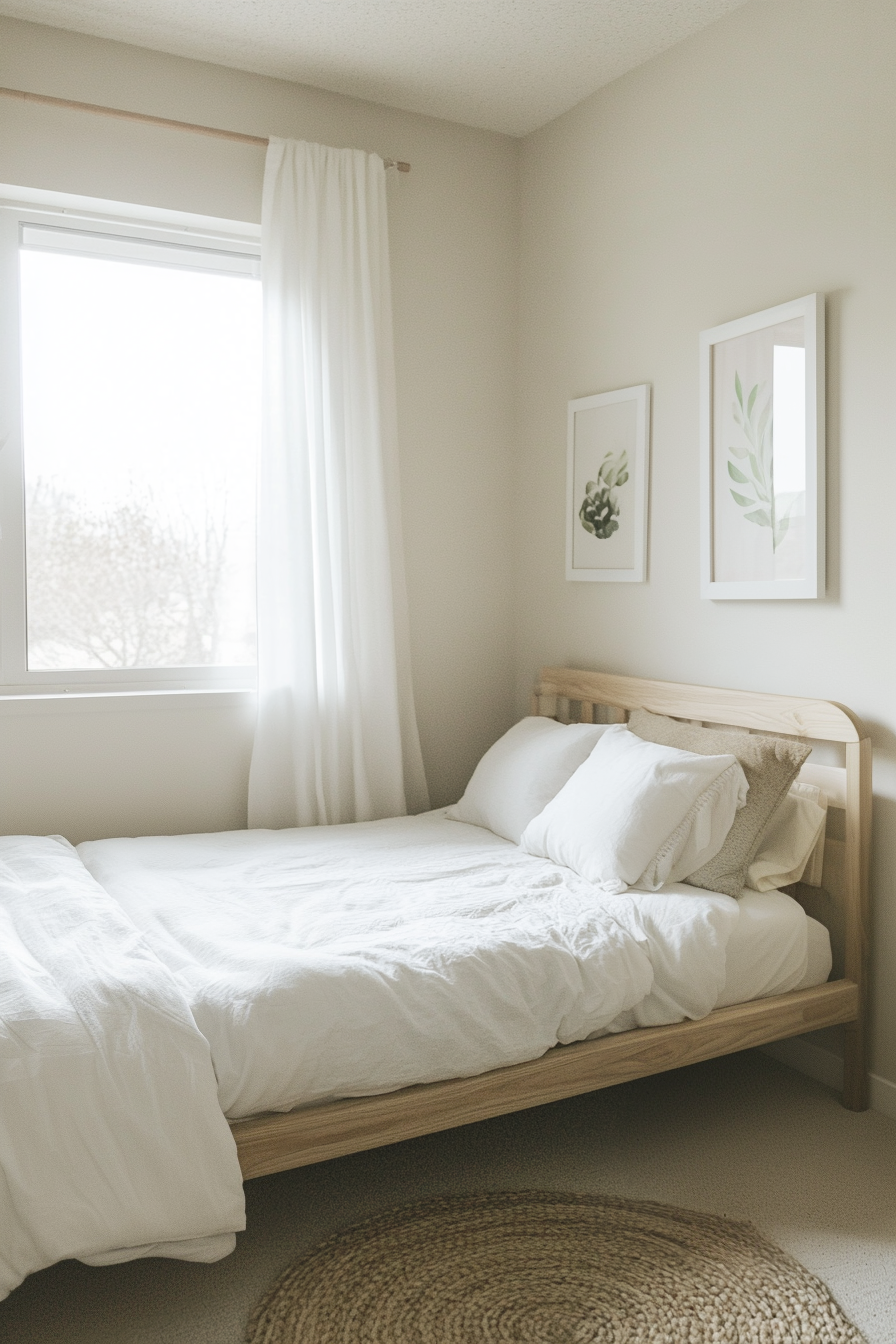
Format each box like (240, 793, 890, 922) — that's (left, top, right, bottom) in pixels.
(78, 811, 831, 1120)
(717, 889, 831, 1008)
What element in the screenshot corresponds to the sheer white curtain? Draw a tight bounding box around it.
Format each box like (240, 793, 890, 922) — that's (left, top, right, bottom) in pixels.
(248, 138, 429, 828)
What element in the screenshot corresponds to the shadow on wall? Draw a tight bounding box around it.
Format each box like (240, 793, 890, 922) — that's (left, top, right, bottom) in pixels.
(791, 717, 893, 1067)
(860, 720, 896, 1077)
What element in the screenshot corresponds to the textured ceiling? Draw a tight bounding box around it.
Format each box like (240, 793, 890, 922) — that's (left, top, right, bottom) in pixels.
(0, 0, 750, 136)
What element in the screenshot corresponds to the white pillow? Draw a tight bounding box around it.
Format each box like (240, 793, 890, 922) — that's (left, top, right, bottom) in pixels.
(746, 781, 827, 892)
(520, 724, 748, 894)
(446, 717, 611, 844)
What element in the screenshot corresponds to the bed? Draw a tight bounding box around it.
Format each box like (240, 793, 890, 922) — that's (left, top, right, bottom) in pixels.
(221, 668, 870, 1179)
(0, 666, 870, 1296)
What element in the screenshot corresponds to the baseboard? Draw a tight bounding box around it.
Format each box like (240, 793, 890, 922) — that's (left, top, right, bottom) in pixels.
(871, 1072, 896, 1122)
(762, 1037, 896, 1121)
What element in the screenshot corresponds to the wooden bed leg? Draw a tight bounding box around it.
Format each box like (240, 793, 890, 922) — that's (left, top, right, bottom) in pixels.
(842, 1022, 869, 1111)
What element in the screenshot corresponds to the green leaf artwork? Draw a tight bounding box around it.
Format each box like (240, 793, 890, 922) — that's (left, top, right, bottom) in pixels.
(579, 450, 629, 540)
(727, 372, 795, 551)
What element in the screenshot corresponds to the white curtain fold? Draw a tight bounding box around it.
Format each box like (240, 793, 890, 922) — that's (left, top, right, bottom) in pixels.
(248, 138, 429, 828)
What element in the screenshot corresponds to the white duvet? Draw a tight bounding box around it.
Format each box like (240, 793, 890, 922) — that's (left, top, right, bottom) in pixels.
(0, 836, 245, 1301)
(0, 811, 767, 1299)
(78, 811, 740, 1120)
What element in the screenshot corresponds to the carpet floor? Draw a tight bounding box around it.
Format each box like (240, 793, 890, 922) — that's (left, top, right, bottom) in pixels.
(1, 1050, 894, 1343)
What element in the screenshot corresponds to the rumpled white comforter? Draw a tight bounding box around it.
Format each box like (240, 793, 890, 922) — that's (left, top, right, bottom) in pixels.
(0, 836, 245, 1302)
(79, 811, 740, 1121)
(0, 812, 744, 1297)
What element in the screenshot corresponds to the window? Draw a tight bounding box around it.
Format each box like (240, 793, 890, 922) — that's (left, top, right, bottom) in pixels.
(0, 197, 261, 693)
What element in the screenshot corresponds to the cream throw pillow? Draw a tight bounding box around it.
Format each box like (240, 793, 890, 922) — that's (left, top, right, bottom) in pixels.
(746, 781, 827, 891)
(446, 717, 611, 844)
(520, 725, 748, 894)
(627, 708, 812, 898)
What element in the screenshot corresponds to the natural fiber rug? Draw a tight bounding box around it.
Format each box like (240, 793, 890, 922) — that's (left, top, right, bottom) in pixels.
(246, 1190, 865, 1343)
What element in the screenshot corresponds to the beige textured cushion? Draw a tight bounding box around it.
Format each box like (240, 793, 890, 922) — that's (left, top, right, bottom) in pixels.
(627, 708, 811, 898)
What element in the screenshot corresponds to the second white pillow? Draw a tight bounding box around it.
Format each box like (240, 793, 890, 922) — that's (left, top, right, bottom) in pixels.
(446, 716, 611, 844)
(520, 724, 748, 894)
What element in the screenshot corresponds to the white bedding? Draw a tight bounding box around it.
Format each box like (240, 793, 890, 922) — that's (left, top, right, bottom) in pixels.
(0, 812, 831, 1299)
(0, 836, 245, 1302)
(77, 810, 827, 1122)
(718, 888, 829, 1008)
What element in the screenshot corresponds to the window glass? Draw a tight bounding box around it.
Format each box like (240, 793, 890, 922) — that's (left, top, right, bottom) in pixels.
(19, 228, 261, 672)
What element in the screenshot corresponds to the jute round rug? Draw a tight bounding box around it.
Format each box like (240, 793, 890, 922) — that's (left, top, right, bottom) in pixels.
(246, 1190, 866, 1343)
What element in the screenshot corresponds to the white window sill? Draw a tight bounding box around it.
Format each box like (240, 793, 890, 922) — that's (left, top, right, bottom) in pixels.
(0, 686, 257, 716)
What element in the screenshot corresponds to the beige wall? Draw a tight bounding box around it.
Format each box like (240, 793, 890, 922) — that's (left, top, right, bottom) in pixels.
(517, 0, 896, 1085)
(0, 16, 519, 835)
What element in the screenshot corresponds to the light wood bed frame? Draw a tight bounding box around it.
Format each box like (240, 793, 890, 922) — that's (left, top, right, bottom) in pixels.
(230, 668, 871, 1181)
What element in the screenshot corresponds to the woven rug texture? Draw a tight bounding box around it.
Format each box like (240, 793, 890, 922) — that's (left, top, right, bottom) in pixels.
(246, 1189, 866, 1343)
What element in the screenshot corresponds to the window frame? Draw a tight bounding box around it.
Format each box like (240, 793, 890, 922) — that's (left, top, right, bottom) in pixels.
(0, 190, 261, 696)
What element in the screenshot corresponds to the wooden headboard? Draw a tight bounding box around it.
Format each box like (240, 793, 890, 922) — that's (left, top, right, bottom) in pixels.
(531, 667, 872, 1109)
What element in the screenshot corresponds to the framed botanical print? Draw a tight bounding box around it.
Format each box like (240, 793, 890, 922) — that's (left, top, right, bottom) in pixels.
(700, 293, 825, 599)
(566, 384, 650, 583)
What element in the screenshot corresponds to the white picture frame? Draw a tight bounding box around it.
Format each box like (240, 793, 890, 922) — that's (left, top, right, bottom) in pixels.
(566, 384, 650, 583)
(700, 293, 825, 600)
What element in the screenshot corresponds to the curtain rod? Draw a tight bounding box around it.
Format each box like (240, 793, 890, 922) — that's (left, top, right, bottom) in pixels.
(0, 85, 411, 172)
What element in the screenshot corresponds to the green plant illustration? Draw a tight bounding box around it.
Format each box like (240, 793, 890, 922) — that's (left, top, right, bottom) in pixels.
(727, 371, 794, 551)
(579, 450, 629, 540)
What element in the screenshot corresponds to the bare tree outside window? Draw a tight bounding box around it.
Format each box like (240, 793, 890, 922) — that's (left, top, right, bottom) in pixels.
(26, 482, 231, 670)
(17, 236, 261, 681)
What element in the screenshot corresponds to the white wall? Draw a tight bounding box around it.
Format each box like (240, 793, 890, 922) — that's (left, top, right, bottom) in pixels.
(516, 0, 896, 1085)
(0, 16, 519, 836)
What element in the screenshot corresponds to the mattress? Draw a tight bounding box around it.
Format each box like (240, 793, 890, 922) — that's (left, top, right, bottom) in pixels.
(78, 810, 832, 1121)
(718, 888, 831, 1008)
